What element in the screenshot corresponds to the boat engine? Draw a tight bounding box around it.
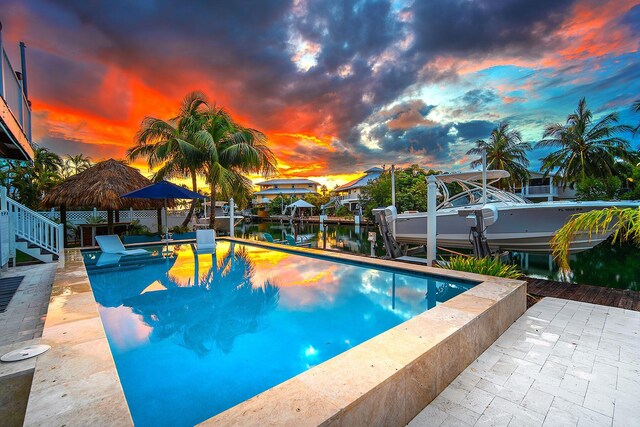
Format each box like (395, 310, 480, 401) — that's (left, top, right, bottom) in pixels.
(457, 205, 498, 258)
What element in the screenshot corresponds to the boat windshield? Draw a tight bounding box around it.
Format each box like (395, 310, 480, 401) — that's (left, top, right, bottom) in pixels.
(438, 186, 529, 209)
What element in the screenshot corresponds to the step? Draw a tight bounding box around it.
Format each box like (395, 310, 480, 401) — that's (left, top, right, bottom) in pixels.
(14, 241, 54, 264)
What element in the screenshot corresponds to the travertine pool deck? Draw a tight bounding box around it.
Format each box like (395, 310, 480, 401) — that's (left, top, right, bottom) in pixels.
(410, 297, 640, 426)
(24, 240, 528, 426)
(0, 263, 56, 427)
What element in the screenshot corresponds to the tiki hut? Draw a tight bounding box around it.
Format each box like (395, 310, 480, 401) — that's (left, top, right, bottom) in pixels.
(42, 159, 168, 243)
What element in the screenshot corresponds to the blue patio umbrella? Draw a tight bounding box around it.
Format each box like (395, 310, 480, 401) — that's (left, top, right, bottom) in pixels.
(121, 180, 207, 238)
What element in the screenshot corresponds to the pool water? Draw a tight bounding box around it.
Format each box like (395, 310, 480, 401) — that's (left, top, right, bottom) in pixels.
(83, 241, 476, 426)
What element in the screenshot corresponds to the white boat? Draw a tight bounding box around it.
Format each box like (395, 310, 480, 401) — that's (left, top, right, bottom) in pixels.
(196, 202, 243, 232)
(393, 170, 640, 253)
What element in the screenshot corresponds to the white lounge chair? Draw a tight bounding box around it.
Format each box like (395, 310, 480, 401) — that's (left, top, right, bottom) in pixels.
(196, 229, 216, 252)
(95, 235, 148, 256)
(95, 252, 122, 267)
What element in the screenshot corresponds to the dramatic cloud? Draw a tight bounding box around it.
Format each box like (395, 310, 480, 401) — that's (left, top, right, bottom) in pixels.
(0, 0, 638, 184)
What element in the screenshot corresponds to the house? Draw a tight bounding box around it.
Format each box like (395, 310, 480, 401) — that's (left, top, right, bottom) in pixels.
(0, 27, 63, 266)
(515, 171, 576, 201)
(330, 167, 383, 211)
(252, 178, 320, 206)
(0, 35, 33, 161)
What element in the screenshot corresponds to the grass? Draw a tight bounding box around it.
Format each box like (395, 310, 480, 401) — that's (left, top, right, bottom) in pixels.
(437, 255, 523, 279)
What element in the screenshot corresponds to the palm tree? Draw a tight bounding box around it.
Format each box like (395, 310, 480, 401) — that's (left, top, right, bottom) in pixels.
(128, 92, 208, 227)
(63, 154, 92, 178)
(552, 207, 640, 270)
(535, 98, 633, 187)
(633, 98, 640, 135)
(196, 106, 277, 229)
(466, 122, 531, 189)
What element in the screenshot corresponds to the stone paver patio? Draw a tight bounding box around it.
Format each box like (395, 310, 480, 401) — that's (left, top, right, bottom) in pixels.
(0, 263, 56, 347)
(410, 297, 640, 426)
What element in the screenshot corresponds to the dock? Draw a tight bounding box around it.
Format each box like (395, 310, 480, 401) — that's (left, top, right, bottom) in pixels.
(526, 277, 640, 311)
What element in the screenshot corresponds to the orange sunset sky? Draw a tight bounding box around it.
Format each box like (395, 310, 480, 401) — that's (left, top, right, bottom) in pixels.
(1, 0, 639, 188)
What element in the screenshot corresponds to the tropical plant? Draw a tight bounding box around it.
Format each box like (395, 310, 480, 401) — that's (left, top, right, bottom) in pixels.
(360, 165, 433, 220)
(1, 147, 64, 209)
(551, 207, 640, 270)
(303, 192, 330, 210)
(536, 98, 633, 187)
(633, 98, 640, 135)
(197, 105, 277, 228)
(63, 154, 92, 178)
(437, 256, 523, 279)
(85, 215, 106, 224)
(575, 176, 622, 201)
(125, 219, 152, 236)
(467, 122, 531, 189)
(128, 92, 208, 227)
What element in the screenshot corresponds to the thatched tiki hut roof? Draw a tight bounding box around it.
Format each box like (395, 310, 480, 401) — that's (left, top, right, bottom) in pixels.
(42, 159, 169, 239)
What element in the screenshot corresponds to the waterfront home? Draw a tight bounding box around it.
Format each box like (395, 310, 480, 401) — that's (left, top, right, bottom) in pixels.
(330, 166, 383, 211)
(252, 178, 320, 206)
(515, 171, 576, 201)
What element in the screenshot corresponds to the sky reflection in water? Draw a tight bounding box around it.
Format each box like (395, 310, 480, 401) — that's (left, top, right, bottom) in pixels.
(84, 241, 475, 427)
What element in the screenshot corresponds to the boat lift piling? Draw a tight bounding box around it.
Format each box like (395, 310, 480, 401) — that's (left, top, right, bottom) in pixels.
(427, 175, 437, 265)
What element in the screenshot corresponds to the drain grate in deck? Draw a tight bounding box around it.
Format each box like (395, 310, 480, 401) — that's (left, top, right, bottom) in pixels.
(0, 276, 25, 313)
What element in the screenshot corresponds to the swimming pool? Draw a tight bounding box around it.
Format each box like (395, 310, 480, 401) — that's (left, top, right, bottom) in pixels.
(83, 241, 477, 426)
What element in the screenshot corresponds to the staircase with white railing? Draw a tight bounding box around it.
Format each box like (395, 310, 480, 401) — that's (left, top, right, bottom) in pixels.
(1, 189, 64, 265)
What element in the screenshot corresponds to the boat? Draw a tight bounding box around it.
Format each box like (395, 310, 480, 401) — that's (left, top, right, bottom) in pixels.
(393, 170, 640, 253)
(196, 201, 243, 232)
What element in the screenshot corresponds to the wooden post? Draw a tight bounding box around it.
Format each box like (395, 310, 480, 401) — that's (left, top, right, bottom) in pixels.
(115, 209, 120, 223)
(107, 208, 114, 234)
(157, 207, 162, 235)
(60, 205, 67, 247)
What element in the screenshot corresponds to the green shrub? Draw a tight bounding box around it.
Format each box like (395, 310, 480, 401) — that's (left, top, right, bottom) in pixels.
(169, 225, 192, 234)
(85, 215, 105, 224)
(437, 256, 523, 279)
(126, 219, 152, 236)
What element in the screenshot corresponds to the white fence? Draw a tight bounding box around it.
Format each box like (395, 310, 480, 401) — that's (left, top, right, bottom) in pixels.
(40, 209, 190, 233)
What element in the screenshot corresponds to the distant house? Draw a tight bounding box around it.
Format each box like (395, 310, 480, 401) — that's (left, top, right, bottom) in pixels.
(330, 167, 383, 211)
(252, 178, 320, 206)
(515, 171, 576, 201)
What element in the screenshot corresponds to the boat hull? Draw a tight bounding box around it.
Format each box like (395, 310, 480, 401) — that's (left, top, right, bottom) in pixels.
(395, 201, 639, 253)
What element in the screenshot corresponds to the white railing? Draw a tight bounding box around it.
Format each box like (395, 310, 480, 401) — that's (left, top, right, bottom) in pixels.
(521, 185, 559, 196)
(1, 47, 31, 139)
(6, 197, 63, 259)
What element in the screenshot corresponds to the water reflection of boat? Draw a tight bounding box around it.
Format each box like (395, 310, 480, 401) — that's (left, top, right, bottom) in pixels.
(122, 245, 280, 355)
(394, 170, 640, 253)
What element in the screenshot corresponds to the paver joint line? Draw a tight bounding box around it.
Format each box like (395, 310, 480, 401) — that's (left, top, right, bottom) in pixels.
(410, 297, 638, 427)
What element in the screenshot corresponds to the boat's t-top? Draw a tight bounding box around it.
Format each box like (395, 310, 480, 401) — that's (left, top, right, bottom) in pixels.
(433, 170, 530, 209)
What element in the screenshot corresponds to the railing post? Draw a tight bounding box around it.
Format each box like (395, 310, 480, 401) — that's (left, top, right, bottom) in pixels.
(56, 222, 64, 266)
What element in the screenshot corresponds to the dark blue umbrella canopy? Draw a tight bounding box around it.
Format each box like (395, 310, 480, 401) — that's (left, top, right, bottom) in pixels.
(121, 180, 206, 199)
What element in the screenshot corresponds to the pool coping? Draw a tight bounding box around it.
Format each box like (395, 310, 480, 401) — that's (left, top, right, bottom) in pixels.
(24, 237, 526, 426)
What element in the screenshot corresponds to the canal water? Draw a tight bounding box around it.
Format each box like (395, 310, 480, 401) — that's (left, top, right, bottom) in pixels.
(236, 222, 639, 291)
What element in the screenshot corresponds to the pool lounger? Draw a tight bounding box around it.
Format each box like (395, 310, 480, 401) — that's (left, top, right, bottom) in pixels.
(196, 229, 216, 252)
(95, 235, 149, 256)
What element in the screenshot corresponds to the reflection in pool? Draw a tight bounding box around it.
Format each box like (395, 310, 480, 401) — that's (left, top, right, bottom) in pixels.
(83, 241, 476, 427)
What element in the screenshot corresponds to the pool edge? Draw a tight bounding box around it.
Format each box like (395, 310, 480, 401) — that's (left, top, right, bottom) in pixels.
(23, 249, 134, 426)
(205, 238, 528, 426)
(25, 239, 525, 427)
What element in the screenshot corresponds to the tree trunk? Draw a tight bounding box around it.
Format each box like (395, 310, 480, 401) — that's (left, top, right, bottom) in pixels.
(107, 209, 114, 234)
(209, 182, 216, 229)
(181, 170, 198, 227)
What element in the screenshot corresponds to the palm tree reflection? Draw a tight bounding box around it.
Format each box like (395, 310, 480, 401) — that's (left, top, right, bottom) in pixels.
(122, 244, 280, 355)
